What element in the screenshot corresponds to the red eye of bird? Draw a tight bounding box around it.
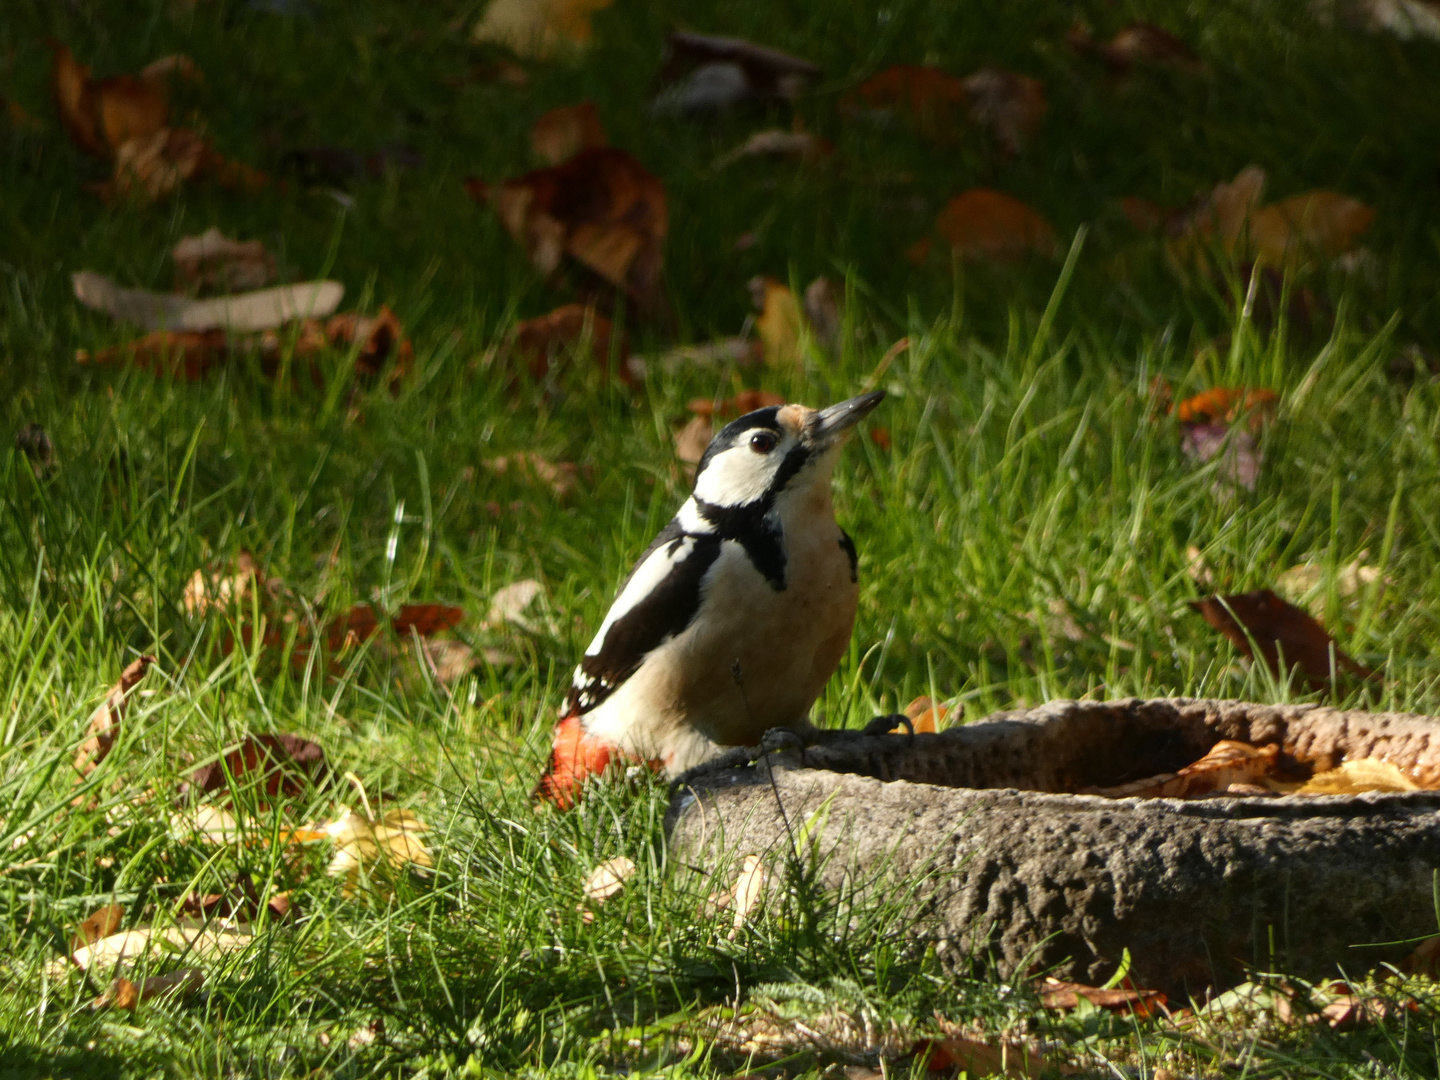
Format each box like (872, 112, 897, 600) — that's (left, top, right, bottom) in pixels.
(749, 431, 778, 454)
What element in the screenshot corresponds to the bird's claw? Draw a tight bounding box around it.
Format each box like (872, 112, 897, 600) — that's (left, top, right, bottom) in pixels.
(860, 713, 912, 737)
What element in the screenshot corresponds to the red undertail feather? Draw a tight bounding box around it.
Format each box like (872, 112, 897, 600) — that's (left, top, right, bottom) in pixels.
(534, 714, 617, 809)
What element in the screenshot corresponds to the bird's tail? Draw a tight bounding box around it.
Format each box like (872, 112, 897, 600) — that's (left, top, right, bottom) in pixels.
(533, 714, 616, 809)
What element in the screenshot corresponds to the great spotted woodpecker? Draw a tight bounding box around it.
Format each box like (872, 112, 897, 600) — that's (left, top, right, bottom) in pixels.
(535, 391, 885, 808)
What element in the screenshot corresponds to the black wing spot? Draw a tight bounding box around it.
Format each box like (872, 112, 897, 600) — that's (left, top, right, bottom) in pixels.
(838, 529, 858, 583)
(566, 533, 723, 716)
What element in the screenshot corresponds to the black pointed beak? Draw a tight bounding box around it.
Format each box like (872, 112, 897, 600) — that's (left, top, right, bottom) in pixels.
(807, 390, 886, 445)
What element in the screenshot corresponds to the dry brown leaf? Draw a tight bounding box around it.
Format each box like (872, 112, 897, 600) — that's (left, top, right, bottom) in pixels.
(75, 656, 156, 778)
(111, 127, 208, 201)
(728, 853, 765, 937)
(1168, 165, 1267, 265)
(934, 189, 1057, 261)
(714, 128, 832, 169)
(920, 1035, 1046, 1077)
(899, 695, 948, 733)
(183, 550, 260, 616)
(1293, 758, 1419, 795)
(73, 904, 125, 955)
(321, 305, 414, 385)
(472, 0, 614, 58)
(673, 415, 713, 470)
(188, 733, 330, 800)
(582, 856, 636, 901)
(486, 579, 545, 633)
(1070, 22, 1201, 72)
(1249, 192, 1376, 270)
(961, 68, 1047, 153)
(802, 277, 844, 355)
(93, 966, 204, 1011)
(414, 639, 480, 683)
(325, 806, 433, 896)
(1086, 740, 1278, 799)
(77, 329, 230, 381)
(530, 101, 605, 165)
(1191, 589, 1373, 690)
(1039, 976, 1168, 1017)
(845, 65, 969, 139)
(510, 303, 629, 385)
(72, 271, 344, 332)
(749, 277, 804, 367)
(172, 229, 275, 294)
(467, 147, 666, 310)
(484, 452, 585, 497)
(47, 40, 172, 159)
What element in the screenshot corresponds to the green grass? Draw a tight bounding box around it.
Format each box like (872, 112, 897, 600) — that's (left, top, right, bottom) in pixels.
(4, 0, 1440, 1075)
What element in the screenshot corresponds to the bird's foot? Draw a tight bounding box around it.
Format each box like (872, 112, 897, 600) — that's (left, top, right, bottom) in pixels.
(860, 713, 913, 737)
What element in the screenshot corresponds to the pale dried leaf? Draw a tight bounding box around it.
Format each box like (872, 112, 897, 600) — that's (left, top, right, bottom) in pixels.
(486, 579, 545, 633)
(729, 854, 765, 936)
(172, 228, 275, 293)
(749, 277, 804, 367)
(58, 920, 254, 976)
(673, 415, 713, 468)
(472, 0, 614, 58)
(112, 127, 208, 200)
(73, 271, 343, 332)
(582, 856, 636, 901)
(1294, 758, 1419, 795)
(325, 807, 433, 896)
(75, 656, 155, 778)
(714, 129, 829, 169)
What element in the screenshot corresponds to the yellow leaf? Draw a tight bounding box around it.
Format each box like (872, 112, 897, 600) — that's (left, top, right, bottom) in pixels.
(472, 0, 614, 59)
(749, 277, 804, 367)
(728, 854, 765, 938)
(325, 806, 433, 896)
(582, 856, 636, 901)
(1296, 758, 1418, 795)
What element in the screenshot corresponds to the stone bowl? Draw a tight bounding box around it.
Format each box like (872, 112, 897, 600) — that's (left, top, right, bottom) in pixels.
(665, 698, 1440, 999)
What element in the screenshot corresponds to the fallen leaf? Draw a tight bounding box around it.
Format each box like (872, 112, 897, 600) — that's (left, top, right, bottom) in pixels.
(72, 271, 344, 332)
(180, 870, 293, 923)
(486, 579, 545, 632)
(1069, 22, 1201, 72)
(75, 656, 156, 778)
(325, 806, 433, 896)
(673, 415, 713, 469)
(582, 856, 636, 901)
(414, 638, 480, 684)
(1085, 740, 1279, 799)
(920, 1035, 1045, 1077)
(111, 127, 209, 201)
(321, 306, 414, 384)
(934, 189, 1057, 261)
(899, 695, 947, 734)
(845, 65, 969, 140)
(472, 0, 614, 58)
(510, 303, 628, 385)
(73, 904, 125, 955)
(93, 967, 204, 1010)
(183, 550, 260, 616)
(1249, 192, 1376, 270)
(653, 31, 819, 114)
(1401, 935, 1440, 976)
(802, 277, 844, 355)
(714, 128, 832, 169)
(749, 277, 804, 367)
(172, 228, 275, 294)
(685, 390, 787, 419)
(728, 853, 765, 937)
(1180, 423, 1262, 492)
(1276, 556, 1381, 606)
(47, 40, 172, 159)
(467, 147, 667, 310)
(530, 101, 606, 165)
(60, 920, 254, 976)
(1190, 589, 1374, 689)
(188, 732, 330, 800)
(1039, 977, 1168, 1017)
(961, 68, 1047, 153)
(1167, 165, 1267, 265)
(1174, 386, 1277, 429)
(76, 329, 230, 381)
(1294, 758, 1419, 795)
(484, 453, 586, 498)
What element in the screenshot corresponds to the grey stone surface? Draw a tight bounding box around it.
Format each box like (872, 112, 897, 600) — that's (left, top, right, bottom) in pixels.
(665, 698, 1440, 998)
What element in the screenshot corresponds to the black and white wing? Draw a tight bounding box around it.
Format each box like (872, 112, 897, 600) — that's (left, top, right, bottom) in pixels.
(565, 520, 722, 716)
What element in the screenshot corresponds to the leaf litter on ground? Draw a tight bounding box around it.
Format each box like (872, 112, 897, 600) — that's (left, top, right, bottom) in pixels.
(651, 30, 819, 115)
(471, 0, 614, 59)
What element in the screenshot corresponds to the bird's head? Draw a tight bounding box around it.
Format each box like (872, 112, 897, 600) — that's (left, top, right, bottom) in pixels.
(691, 390, 885, 512)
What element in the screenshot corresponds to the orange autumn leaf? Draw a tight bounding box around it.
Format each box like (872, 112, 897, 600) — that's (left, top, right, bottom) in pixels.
(934, 189, 1057, 261)
(901, 695, 947, 733)
(530, 101, 606, 165)
(1039, 977, 1168, 1017)
(1174, 386, 1277, 427)
(47, 40, 170, 158)
(466, 147, 667, 311)
(847, 65, 968, 138)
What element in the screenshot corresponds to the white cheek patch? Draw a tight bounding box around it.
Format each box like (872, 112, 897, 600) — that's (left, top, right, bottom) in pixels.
(676, 497, 710, 534)
(584, 536, 695, 656)
(694, 445, 779, 507)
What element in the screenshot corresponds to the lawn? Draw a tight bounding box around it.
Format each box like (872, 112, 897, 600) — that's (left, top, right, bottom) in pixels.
(3, 0, 1440, 1075)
